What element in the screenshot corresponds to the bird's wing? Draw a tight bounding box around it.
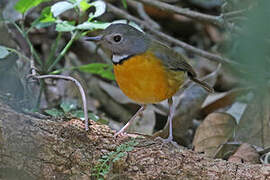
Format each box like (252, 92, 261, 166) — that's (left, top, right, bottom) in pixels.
(149, 40, 197, 77)
(149, 40, 214, 93)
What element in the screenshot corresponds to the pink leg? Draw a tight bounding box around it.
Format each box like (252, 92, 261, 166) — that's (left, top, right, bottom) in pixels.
(162, 98, 179, 147)
(114, 105, 146, 137)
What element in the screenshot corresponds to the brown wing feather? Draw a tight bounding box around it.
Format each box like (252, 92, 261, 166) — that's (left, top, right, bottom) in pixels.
(149, 40, 214, 93)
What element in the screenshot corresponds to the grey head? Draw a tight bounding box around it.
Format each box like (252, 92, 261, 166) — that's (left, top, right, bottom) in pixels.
(86, 23, 150, 64)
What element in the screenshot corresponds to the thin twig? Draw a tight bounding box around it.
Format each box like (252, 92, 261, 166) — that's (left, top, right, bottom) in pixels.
(108, 4, 149, 29)
(30, 58, 37, 76)
(149, 28, 238, 66)
(134, 0, 224, 27)
(159, 0, 178, 3)
(107, 3, 239, 66)
(32, 74, 89, 131)
(223, 9, 249, 19)
(127, 0, 160, 29)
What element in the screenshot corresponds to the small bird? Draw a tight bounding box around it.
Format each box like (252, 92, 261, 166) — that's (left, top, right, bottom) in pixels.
(85, 23, 213, 144)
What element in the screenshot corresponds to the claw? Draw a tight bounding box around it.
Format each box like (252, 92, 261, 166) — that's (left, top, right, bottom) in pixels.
(114, 130, 126, 138)
(161, 136, 180, 148)
(156, 136, 180, 149)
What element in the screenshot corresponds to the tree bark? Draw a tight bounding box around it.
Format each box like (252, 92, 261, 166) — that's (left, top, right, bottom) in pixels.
(0, 102, 269, 180)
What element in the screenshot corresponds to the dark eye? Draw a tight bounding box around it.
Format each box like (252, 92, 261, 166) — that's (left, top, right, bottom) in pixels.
(113, 35, 122, 43)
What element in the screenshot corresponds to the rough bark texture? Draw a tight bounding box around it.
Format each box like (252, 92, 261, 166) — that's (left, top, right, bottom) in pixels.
(0, 102, 269, 180)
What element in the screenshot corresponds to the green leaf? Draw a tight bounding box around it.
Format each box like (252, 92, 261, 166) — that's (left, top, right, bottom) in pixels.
(126, 146, 133, 152)
(45, 108, 64, 117)
(112, 157, 119, 162)
(100, 170, 109, 176)
(98, 158, 105, 162)
(31, 7, 56, 29)
(60, 102, 76, 113)
(40, 7, 56, 23)
(108, 152, 115, 156)
(79, 0, 91, 12)
(97, 118, 109, 125)
(111, 20, 144, 32)
(116, 146, 122, 152)
(70, 110, 105, 123)
(51, 1, 74, 17)
(0, 46, 10, 59)
(75, 63, 115, 80)
(88, 113, 100, 121)
(50, 68, 68, 74)
(70, 110, 91, 120)
(14, 0, 50, 14)
(99, 70, 115, 81)
(56, 21, 76, 32)
(70, 110, 84, 118)
(112, 152, 126, 162)
(102, 155, 108, 158)
(89, 1, 106, 19)
(76, 20, 142, 32)
(76, 21, 110, 30)
(121, 0, 127, 9)
(70, 0, 77, 3)
(34, 22, 55, 29)
(117, 152, 126, 158)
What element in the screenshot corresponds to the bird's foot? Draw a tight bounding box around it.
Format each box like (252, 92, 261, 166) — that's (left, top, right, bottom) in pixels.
(156, 136, 180, 149)
(113, 131, 141, 139)
(113, 130, 126, 138)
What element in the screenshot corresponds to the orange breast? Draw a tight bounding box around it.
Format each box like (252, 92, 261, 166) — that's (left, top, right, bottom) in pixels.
(113, 51, 185, 104)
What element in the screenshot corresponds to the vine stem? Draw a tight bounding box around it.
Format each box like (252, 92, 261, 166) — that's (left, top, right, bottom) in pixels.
(32, 74, 89, 131)
(47, 31, 79, 72)
(10, 21, 43, 65)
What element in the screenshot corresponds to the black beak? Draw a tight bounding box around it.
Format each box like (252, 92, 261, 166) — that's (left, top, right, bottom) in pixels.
(84, 35, 103, 41)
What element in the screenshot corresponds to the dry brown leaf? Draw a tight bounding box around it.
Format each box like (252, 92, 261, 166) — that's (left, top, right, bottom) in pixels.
(213, 142, 240, 159)
(260, 151, 270, 164)
(226, 101, 248, 124)
(235, 93, 270, 147)
(144, 4, 172, 19)
(201, 88, 249, 117)
(228, 143, 259, 164)
(193, 112, 236, 157)
(205, 24, 223, 43)
(202, 91, 228, 108)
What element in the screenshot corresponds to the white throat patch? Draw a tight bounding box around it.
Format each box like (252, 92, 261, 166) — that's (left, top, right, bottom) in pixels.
(112, 54, 129, 64)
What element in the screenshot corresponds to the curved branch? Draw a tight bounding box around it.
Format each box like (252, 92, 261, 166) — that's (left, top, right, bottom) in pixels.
(127, 0, 161, 29)
(132, 0, 224, 26)
(33, 74, 89, 131)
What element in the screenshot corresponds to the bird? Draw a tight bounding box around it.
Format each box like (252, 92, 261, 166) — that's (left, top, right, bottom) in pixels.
(85, 23, 214, 144)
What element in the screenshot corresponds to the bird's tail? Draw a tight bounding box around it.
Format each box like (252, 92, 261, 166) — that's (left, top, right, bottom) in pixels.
(189, 76, 215, 93)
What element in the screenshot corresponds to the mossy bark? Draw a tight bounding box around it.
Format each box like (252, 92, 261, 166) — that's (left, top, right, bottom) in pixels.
(0, 102, 268, 180)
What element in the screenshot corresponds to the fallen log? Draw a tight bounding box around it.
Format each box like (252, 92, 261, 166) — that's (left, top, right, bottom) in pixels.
(0, 102, 269, 180)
